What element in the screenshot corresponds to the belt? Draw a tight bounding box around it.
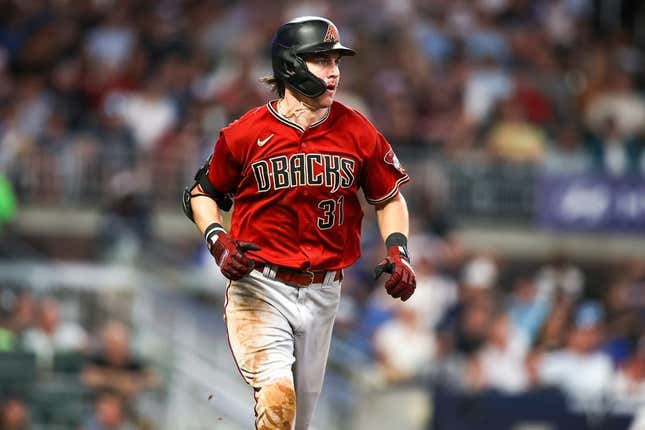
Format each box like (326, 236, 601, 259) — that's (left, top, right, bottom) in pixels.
(254, 263, 342, 287)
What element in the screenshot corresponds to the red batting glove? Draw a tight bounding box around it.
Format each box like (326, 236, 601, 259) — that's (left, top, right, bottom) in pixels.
(374, 234, 416, 301)
(205, 223, 260, 280)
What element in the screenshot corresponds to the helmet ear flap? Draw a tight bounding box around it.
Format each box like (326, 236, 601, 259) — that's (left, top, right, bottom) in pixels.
(273, 46, 326, 98)
(279, 48, 300, 77)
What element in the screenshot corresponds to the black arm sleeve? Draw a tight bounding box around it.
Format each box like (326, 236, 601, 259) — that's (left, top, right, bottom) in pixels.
(181, 156, 233, 223)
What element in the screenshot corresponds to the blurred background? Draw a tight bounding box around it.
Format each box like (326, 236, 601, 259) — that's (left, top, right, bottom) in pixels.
(0, 0, 644, 429)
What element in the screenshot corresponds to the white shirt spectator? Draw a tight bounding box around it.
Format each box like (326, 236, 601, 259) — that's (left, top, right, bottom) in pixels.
(479, 322, 530, 394)
(86, 25, 136, 69)
(539, 350, 614, 410)
(630, 407, 645, 430)
(585, 90, 645, 139)
(609, 345, 645, 415)
(21, 298, 88, 370)
(536, 259, 585, 299)
(23, 322, 87, 370)
(114, 90, 177, 151)
(373, 305, 436, 382)
(464, 66, 513, 123)
(408, 273, 458, 331)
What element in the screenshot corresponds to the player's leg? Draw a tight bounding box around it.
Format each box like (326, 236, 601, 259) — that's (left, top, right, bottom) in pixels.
(253, 376, 296, 430)
(292, 281, 342, 430)
(224, 273, 300, 430)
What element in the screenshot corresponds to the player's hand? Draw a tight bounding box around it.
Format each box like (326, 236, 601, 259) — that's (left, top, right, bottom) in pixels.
(374, 242, 416, 301)
(206, 223, 260, 280)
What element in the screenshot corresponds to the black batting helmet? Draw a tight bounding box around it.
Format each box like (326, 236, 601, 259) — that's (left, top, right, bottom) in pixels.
(271, 16, 356, 98)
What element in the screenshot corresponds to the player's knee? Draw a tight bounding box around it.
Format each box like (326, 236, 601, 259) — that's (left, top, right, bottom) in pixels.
(255, 377, 296, 430)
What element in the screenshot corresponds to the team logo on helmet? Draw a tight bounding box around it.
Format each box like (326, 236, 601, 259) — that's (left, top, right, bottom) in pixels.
(384, 150, 405, 174)
(324, 24, 339, 43)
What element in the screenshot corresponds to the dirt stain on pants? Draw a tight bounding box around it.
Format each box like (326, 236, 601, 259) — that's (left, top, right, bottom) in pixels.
(254, 377, 296, 430)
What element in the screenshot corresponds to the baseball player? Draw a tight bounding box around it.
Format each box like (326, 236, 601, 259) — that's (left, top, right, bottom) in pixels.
(182, 16, 416, 430)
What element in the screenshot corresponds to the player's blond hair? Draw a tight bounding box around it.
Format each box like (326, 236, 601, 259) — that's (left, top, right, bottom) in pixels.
(259, 76, 285, 97)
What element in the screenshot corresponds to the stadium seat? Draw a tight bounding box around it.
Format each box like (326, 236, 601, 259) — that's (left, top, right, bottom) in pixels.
(53, 351, 87, 374)
(0, 351, 37, 396)
(31, 379, 93, 427)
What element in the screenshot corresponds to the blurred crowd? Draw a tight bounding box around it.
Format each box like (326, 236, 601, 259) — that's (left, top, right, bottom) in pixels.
(338, 224, 645, 422)
(0, 0, 644, 428)
(0, 0, 644, 211)
(0, 288, 160, 429)
(0, 0, 642, 257)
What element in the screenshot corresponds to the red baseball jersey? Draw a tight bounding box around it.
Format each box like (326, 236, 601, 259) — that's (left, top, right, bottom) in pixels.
(208, 100, 409, 271)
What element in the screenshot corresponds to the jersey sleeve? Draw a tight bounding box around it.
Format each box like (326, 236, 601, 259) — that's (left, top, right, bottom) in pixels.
(360, 131, 410, 205)
(207, 133, 242, 193)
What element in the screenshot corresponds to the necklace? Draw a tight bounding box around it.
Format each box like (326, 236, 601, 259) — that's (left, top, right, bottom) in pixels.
(277, 99, 314, 120)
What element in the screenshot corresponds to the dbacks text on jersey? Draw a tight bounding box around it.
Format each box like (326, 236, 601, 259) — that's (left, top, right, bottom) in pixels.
(251, 153, 356, 193)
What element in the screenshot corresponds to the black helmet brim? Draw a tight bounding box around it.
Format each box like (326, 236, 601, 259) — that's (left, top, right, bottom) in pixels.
(296, 42, 356, 57)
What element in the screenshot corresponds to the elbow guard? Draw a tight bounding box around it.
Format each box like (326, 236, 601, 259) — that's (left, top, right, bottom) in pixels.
(181, 156, 233, 223)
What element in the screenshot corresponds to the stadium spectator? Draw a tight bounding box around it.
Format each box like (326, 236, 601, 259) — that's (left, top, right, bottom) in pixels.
(510, 68, 555, 127)
(21, 296, 88, 371)
(542, 124, 594, 175)
(0, 286, 16, 351)
(422, 59, 472, 155)
(406, 233, 459, 331)
(11, 74, 52, 141)
(538, 301, 614, 411)
(610, 336, 645, 414)
(507, 274, 552, 344)
(372, 298, 437, 384)
(584, 70, 645, 143)
(535, 253, 585, 300)
(82, 390, 138, 430)
(461, 254, 498, 292)
(7, 290, 37, 337)
(85, 8, 137, 71)
(434, 254, 497, 362)
(463, 56, 513, 126)
(463, 7, 510, 64)
(111, 74, 178, 153)
(434, 293, 496, 391)
(587, 114, 645, 176)
(631, 409, 645, 430)
(477, 311, 531, 394)
(0, 396, 30, 430)
(212, 50, 270, 122)
(97, 169, 153, 263)
(90, 99, 138, 175)
(485, 97, 548, 165)
(535, 288, 576, 352)
(82, 321, 159, 399)
(602, 278, 644, 366)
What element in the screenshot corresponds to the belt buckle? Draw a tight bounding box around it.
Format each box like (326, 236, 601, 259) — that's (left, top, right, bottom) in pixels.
(303, 271, 315, 286)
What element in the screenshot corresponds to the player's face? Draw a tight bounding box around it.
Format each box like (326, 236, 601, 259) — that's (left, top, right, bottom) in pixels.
(303, 52, 341, 108)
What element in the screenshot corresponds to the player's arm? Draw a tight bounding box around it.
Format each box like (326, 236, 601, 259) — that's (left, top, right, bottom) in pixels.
(182, 149, 259, 280)
(190, 184, 226, 236)
(374, 192, 415, 301)
(375, 192, 409, 240)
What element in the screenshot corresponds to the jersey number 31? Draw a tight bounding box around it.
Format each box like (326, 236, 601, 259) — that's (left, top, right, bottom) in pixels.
(317, 196, 344, 230)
